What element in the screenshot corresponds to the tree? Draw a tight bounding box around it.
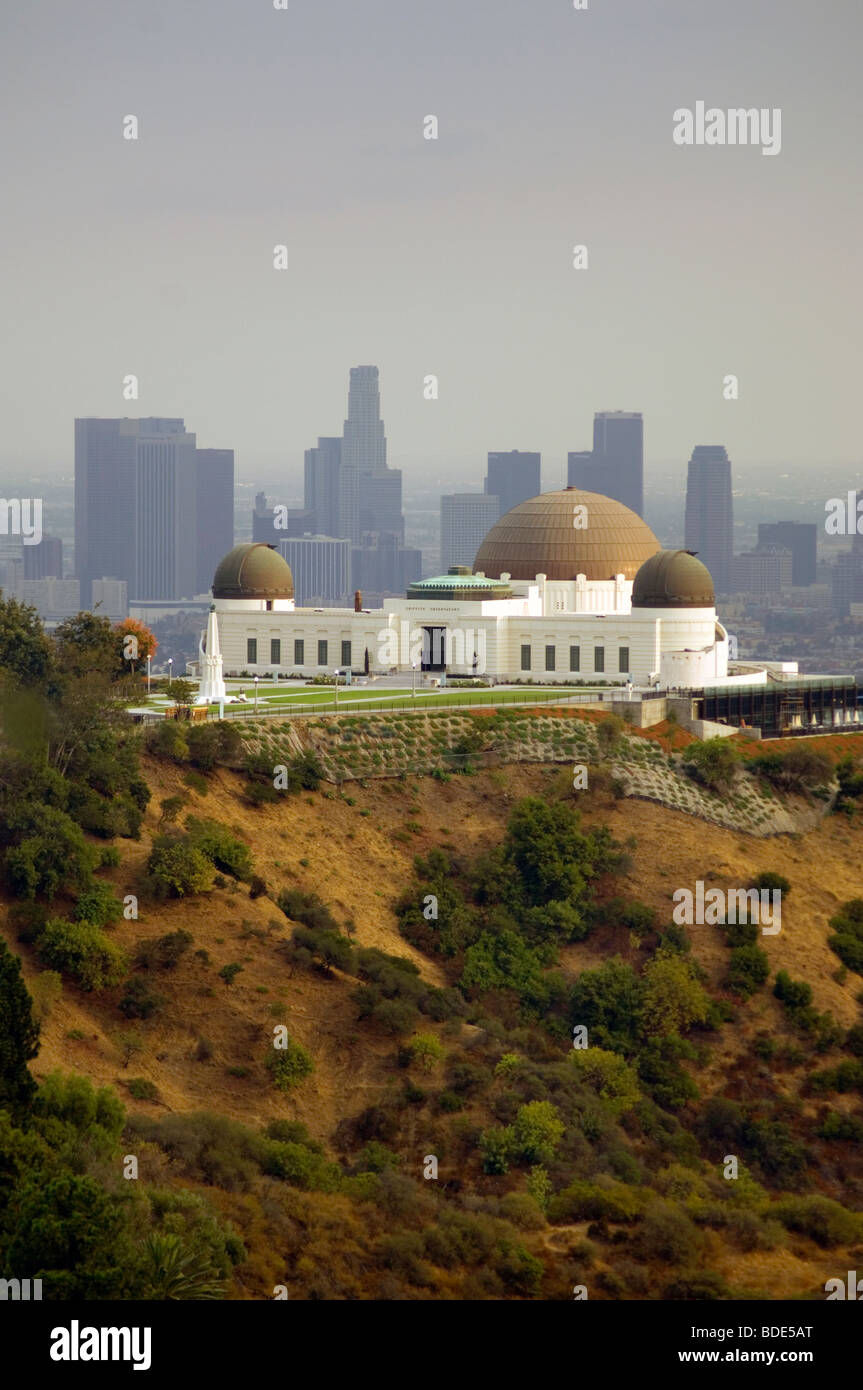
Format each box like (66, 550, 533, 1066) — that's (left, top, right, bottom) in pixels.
(364, 647, 370, 676)
(681, 738, 738, 794)
(510, 1101, 565, 1165)
(0, 940, 40, 1118)
(0, 593, 53, 684)
(407, 1033, 445, 1072)
(596, 714, 625, 754)
(37, 918, 128, 992)
(569, 957, 644, 1055)
(3, 804, 98, 900)
(114, 618, 157, 676)
(146, 838, 214, 898)
(53, 611, 117, 680)
(166, 679, 195, 709)
(568, 1046, 641, 1116)
(641, 954, 710, 1037)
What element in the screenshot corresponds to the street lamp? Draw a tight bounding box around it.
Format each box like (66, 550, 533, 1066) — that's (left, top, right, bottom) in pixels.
(334, 669, 340, 710)
(254, 675, 259, 712)
(411, 662, 417, 697)
(167, 657, 173, 690)
(146, 653, 152, 698)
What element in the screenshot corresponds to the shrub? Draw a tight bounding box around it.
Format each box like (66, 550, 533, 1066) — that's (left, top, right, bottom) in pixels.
(641, 954, 710, 1037)
(118, 976, 165, 1019)
(407, 1033, 445, 1072)
(568, 1047, 641, 1117)
(773, 970, 812, 1011)
(185, 818, 253, 880)
(681, 739, 738, 794)
(772, 1196, 862, 1247)
(266, 1039, 314, 1091)
(37, 918, 128, 991)
(753, 871, 791, 897)
(249, 875, 267, 899)
(727, 945, 770, 998)
(828, 900, 863, 974)
(126, 1078, 159, 1101)
(218, 963, 243, 987)
(510, 1101, 564, 1165)
(146, 837, 213, 898)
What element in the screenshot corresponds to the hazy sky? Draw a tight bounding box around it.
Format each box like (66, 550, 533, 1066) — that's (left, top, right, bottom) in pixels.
(2, 0, 862, 486)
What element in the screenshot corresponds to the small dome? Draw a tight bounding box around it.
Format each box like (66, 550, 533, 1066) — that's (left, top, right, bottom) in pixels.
(632, 550, 715, 608)
(473, 488, 660, 582)
(212, 543, 294, 600)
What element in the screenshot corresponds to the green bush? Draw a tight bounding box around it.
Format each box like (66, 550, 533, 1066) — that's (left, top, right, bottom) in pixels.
(146, 837, 214, 898)
(266, 1039, 314, 1091)
(185, 818, 253, 880)
(771, 1195, 862, 1247)
(727, 945, 770, 998)
(127, 1078, 159, 1101)
(828, 900, 863, 974)
(118, 976, 165, 1019)
(73, 880, 123, 928)
(37, 918, 128, 991)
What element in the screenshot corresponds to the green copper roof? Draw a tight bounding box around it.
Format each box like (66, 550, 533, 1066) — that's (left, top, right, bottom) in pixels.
(407, 569, 513, 601)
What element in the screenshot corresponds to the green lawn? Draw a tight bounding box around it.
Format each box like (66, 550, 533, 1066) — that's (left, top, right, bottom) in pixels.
(146, 683, 609, 716)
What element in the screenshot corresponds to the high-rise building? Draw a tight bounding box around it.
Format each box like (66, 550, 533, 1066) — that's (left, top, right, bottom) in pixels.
(440, 493, 500, 571)
(196, 448, 234, 595)
(684, 445, 734, 594)
(75, 417, 197, 605)
(732, 547, 792, 598)
(567, 412, 643, 517)
(352, 534, 421, 603)
(76, 417, 233, 606)
(484, 451, 541, 518)
(277, 536, 351, 606)
(304, 437, 342, 537)
(23, 534, 63, 580)
(339, 366, 389, 543)
(757, 521, 817, 587)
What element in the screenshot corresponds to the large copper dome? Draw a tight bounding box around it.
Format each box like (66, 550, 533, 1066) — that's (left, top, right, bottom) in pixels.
(212, 543, 294, 600)
(473, 488, 661, 582)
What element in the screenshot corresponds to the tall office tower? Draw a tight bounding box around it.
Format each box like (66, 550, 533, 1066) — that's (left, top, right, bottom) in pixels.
(277, 536, 351, 606)
(684, 445, 734, 594)
(339, 366, 388, 543)
(757, 521, 817, 587)
(440, 493, 501, 571)
(23, 534, 63, 580)
(75, 417, 197, 606)
(304, 437, 342, 537)
(196, 448, 234, 594)
(484, 451, 541, 518)
(352, 534, 421, 602)
(252, 491, 275, 543)
(567, 413, 644, 516)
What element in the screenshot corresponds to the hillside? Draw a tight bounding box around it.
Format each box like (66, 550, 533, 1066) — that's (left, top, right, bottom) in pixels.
(4, 714, 863, 1301)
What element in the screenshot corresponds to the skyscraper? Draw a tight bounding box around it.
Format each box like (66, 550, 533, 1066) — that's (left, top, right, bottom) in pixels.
(567, 412, 643, 517)
(339, 366, 390, 543)
(75, 417, 220, 606)
(484, 451, 541, 518)
(196, 448, 234, 595)
(440, 494, 500, 571)
(304, 437, 342, 537)
(757, 521, 817, 587)
(684, 445, 734, 594)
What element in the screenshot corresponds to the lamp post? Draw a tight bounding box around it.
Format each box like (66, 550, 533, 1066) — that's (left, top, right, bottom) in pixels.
(146, 653, 152, 699)
(167, 657, 173, 691)
(411, 662, 417, 698)
(334, 669, 340, 710)
(254, 675, 259, 712)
